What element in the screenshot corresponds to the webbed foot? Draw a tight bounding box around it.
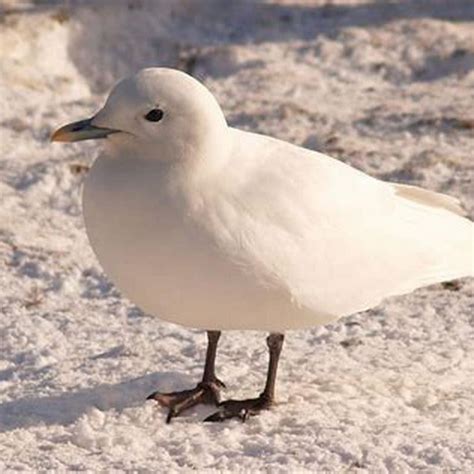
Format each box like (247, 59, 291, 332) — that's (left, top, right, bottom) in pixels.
(204, 393, 272, 422)
(148, 378, 225, 423)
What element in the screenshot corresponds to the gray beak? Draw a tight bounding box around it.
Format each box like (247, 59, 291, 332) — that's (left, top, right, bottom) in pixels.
(51, 117, 120, 142)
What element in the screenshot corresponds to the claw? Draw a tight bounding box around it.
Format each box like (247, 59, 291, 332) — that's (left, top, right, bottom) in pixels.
(204, 410, 226, 422)
(214, 377, 226, 389)
(166, 407, 177, 424)
(204, 407, 249, 422)
(147, 391, 176, 406)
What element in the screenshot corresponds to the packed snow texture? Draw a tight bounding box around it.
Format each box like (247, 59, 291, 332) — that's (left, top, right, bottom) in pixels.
(0, 0, 473, 471)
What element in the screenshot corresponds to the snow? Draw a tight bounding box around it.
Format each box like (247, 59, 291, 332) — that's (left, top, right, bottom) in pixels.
(0, 0, 473, 471)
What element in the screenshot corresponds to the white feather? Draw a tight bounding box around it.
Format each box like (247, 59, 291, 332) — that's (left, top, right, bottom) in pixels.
(82, 68, 473, 331)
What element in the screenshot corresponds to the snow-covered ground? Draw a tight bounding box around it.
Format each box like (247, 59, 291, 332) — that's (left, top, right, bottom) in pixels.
(1, 0, 473, 471)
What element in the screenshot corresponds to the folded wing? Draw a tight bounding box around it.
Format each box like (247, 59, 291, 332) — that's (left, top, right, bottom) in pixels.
(201, 129, 474, 319)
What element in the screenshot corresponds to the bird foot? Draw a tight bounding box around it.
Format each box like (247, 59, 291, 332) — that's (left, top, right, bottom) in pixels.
(147, 378, 225, 423)
(204, 393, 273, 422)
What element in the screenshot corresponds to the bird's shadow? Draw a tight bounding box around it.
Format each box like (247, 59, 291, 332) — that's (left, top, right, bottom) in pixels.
(0, 371, 191, 433)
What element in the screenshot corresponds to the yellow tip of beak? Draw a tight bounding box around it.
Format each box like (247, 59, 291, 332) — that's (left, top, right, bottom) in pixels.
(50, 127, 72, 142)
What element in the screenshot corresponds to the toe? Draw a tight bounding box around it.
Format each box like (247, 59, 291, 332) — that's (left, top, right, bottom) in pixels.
(203, 396, 272, 422)
(204, 406, 248, 422)
(147, 392, 174, 407)
(203, 410, 226, 422)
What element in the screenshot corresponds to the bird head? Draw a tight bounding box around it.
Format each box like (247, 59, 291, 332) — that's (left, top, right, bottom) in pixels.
(52, 68, 228, 163)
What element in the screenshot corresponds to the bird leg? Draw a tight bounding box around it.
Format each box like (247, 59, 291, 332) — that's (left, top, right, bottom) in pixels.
(205, 332, 284, 422)
(147, 330, 225, 423)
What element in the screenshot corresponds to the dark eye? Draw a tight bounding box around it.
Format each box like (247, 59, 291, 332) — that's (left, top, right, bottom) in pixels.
(144, 108, 164, 122)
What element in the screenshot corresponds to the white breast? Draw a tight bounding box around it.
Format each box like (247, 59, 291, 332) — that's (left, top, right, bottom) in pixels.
(82, 152, 326, 331)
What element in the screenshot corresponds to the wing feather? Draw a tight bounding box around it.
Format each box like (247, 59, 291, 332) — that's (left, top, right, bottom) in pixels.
(197, 128, 474, 320)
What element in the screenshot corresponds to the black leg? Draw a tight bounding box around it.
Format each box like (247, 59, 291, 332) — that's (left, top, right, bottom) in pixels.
(205, 332, 285, 422)
(261, 332, 285, 402)
(148, 330, 225, 423)
(202, 330, 225, 386)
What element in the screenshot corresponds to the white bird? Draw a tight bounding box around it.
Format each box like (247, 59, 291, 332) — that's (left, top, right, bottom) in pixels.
(52, 68, 474, 423)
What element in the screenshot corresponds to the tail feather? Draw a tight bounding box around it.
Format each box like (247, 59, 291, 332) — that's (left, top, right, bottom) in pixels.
(394, 183, 466, 217)
(392, 184, 474, 283)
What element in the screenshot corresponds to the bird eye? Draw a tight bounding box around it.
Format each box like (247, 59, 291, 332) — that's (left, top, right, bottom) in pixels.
(144, 108, 164, 122)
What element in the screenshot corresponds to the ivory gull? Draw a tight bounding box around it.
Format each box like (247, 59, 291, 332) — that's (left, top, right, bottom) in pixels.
(52, 68, 474, 422)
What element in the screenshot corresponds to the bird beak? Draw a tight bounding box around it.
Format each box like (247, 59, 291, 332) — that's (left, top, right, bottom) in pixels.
(51, 117, 120, 142)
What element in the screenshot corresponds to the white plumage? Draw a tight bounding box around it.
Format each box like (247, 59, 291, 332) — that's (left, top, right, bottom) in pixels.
(56, 68, 474, 331)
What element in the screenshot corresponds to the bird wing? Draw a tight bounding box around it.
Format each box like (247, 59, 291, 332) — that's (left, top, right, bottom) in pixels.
(193, 128, 473, 319)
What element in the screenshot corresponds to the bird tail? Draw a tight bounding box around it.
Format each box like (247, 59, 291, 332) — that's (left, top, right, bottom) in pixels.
(393, 183, 474, 284)
(394, 183, 467, 217)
